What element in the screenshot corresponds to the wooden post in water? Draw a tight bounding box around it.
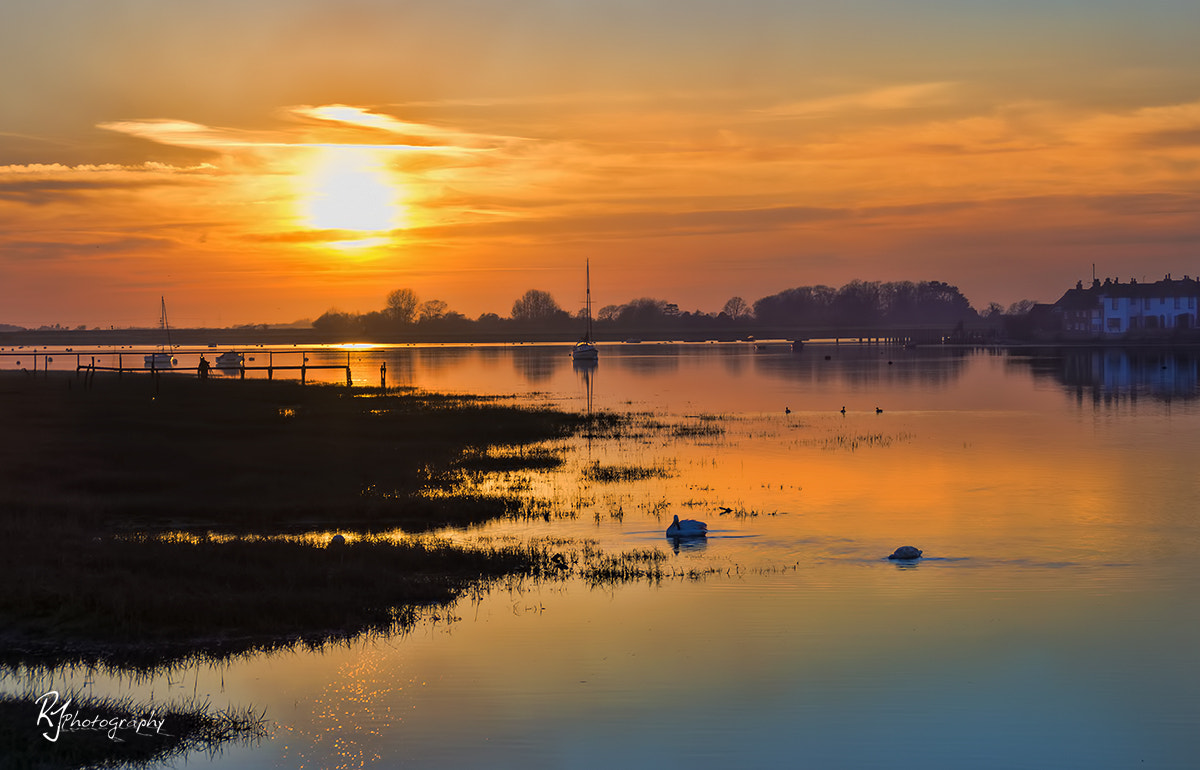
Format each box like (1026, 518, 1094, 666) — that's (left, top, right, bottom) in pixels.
(380, 361, 387, 389)
(268, 351, 273, 380)
(345, 352, 352, 387)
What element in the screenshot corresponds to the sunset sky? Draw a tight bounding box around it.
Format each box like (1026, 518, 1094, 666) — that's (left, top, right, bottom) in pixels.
(3, 0, 1199, 328)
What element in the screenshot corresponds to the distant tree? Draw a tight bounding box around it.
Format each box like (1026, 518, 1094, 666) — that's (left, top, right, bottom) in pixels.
(616, 297, 675, 326)
(385, 289, 419, 324)
(418, 299, 449, 322)
(1007, 299, 1038, 315)
(511, 289, 566, 321)
(753, 285, 835, 326)
(981, 302, 1005, 318)
(597, 304, 622, 323)
(832, 280, 883, 325)
(722, 296, 751, 320)
(477, 312, 502, 324)
(313, 309, 363, 335)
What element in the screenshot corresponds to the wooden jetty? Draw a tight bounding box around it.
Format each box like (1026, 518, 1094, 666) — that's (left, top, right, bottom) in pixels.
(73, 349, 356, 385)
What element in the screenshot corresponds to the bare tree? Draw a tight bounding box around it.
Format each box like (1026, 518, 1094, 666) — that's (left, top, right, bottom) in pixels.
(418, 299, 448, 322)
(1006, 299, 1038, 315)
(722, 296, 750, 320)
(385, 289, 418, 324)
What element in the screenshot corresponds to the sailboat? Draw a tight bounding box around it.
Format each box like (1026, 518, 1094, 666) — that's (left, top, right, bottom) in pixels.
(571, 261, 599, 361)
(144, 297, 178, 369)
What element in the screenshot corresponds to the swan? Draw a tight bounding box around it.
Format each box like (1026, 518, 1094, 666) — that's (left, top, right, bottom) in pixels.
(666, 514, 707, 538)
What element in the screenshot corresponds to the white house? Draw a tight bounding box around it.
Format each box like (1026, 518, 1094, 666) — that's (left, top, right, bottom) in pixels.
(1055, 275, 1200, 336)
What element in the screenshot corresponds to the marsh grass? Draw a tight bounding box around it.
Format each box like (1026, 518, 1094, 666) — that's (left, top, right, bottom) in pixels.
(454, 447, 566, 473)
(581, 460, 675, 483)
(803, 431, 915, 451)
(0, 690, 267, 769)
(0, 510, 571, 668)
(0, 372, 586, 531)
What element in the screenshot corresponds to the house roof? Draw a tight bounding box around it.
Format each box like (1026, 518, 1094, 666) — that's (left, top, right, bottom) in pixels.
(1054, 276, 1200, 311)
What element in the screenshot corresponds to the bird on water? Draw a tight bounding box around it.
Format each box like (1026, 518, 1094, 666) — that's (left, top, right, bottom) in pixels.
(666, 514, 708, 537)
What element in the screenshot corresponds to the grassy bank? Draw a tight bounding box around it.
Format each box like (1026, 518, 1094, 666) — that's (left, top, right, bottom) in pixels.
(0, 371, 595, 666)
(0, 371, 587, 530)
(0, 519, 566, 667)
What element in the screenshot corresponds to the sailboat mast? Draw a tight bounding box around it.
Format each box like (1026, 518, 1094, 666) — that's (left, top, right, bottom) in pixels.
(585, 260, 592, 341)
(161, 296, 173, 351)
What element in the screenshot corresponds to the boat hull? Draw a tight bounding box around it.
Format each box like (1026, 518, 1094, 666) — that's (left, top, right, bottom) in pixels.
(571, 342, 598, 361)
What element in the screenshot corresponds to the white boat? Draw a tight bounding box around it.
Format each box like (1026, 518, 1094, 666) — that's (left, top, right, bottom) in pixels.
(215, 350, 244, 368)
(144, 297, 177, 369)
(571, 261, 599, 362)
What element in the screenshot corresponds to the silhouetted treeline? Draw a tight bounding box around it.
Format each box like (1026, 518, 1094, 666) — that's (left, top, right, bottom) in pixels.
(311, 279, 991, 341)
(753, 280, 974, 327)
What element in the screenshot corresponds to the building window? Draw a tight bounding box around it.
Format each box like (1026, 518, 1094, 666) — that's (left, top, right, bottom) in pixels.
(1111, 297, 1119, 310)
(1190, 297, 1196, 309)
(1107, 318, 1121, 331)
(1144, 297, 1151, 309)
(1175, 297, 1181, 309)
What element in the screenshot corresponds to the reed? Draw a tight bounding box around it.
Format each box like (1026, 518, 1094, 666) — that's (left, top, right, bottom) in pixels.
(0, 689, 267, 769)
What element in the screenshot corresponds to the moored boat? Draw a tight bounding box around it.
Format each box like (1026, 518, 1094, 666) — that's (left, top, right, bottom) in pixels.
(144, 297, 177, 368)
(571, 261, 599, 362)
(215, 350, 244, 368)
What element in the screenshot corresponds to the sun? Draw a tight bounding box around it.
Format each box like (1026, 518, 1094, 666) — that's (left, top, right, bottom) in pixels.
(299, 146, 406, 239)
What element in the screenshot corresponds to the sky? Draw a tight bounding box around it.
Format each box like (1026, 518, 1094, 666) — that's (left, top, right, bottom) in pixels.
(2, 0, 1199, 328)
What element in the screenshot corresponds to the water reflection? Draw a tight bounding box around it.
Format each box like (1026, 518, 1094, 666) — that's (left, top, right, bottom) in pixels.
(573, 358, 596, 414)
(8, 346, 1200, 768)
(1020, 347, 1200, 401)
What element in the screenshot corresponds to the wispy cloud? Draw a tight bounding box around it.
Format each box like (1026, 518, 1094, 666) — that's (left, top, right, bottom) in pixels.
(759, 82, 959, 118)
(0, 162, 217, 205)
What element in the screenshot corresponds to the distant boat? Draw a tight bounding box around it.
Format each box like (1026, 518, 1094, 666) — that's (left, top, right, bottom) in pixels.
(144, 297, 177, 369)
(215, 350, 244, 368)
(571, 261, 599, 362)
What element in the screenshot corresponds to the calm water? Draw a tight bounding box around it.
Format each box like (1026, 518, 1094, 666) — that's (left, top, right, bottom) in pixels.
(8, 343, 1200, 768)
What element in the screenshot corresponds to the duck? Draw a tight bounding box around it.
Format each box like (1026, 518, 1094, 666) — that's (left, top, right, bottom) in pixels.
(666, 514, 708, 538)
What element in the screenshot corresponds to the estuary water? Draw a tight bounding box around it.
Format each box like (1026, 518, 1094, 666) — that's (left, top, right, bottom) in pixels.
(9, 343, 1200, 768)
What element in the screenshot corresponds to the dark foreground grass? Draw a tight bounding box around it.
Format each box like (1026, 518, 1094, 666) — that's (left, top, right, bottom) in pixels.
(0, 371, 588, 530)
(0, 514, 565, 668)
(0, 371, 601, 667)
(0, 690, 267, 770)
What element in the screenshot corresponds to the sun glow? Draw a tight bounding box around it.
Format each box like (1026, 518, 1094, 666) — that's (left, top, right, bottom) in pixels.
(299, 147, 406, 241)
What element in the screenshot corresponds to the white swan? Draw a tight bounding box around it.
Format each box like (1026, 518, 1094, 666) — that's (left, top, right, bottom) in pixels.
(666, 514, 707, 538)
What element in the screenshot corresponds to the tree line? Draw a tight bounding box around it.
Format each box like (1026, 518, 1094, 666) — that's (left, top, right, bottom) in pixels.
(312, 281, 1031, 337)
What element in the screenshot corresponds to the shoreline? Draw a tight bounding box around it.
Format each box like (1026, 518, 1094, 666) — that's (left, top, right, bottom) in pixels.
(0, 371, 596, 668)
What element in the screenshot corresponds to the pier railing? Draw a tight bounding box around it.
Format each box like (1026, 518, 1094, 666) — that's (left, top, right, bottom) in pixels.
(69, 350, 356, 385)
